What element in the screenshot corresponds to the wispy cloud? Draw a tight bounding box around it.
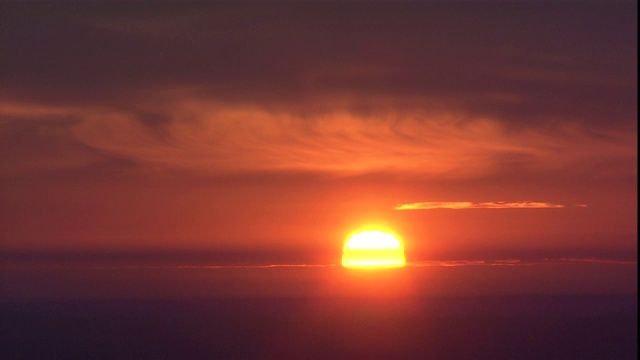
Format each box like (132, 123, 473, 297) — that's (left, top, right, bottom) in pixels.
(395, 201, 571, 210)
(0, 4, 636, 181)
(543, 258, 638, 265)
(1, 96, 635, 181)
(407, 258, 636, 267)
(4, 257, 635, 271)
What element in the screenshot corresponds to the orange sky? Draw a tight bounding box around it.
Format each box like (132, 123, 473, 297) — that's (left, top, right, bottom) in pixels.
(0, 2, 637, 263)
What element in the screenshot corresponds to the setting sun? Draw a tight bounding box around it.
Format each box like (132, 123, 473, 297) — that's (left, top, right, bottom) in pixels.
(342, 231, 406, 268)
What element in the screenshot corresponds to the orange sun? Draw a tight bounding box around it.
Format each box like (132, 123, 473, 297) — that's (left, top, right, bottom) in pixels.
(341, 230, 406, 268)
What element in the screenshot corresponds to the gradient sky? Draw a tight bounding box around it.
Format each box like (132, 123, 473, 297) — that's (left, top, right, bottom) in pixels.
(0, 2, 636, 263)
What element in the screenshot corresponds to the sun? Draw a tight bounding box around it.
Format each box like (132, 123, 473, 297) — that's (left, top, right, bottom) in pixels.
(341, 230, 406, 268)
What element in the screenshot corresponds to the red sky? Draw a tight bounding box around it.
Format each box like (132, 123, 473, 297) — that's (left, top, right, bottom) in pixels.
(0, 2, 636, 263)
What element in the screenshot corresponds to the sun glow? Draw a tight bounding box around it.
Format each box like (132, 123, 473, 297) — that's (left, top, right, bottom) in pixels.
(342, 231, 406, 268)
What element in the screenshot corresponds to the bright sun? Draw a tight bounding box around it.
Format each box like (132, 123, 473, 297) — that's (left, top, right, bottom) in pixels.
(341, 230, 406, 268)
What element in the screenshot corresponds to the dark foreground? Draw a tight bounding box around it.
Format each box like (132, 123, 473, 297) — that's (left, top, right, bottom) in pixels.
(1, 295, 636, 359)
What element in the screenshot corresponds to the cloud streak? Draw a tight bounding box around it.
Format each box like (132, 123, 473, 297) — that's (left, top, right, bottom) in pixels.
(407, 258, 636, 267)
(395, 201, 571, 210)
(5, 258, 635, 271)
(1, 97, 635, 181)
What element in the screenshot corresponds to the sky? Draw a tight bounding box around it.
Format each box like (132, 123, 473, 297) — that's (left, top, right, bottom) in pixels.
(0, 1, 637, 264)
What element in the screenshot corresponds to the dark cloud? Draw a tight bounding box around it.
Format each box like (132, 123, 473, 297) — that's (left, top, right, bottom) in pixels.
(1, 2, 636, 124)
(0, 2, 636, 180)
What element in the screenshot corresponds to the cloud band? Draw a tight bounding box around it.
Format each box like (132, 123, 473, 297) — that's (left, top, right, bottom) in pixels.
(395, 201, 570, 210)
